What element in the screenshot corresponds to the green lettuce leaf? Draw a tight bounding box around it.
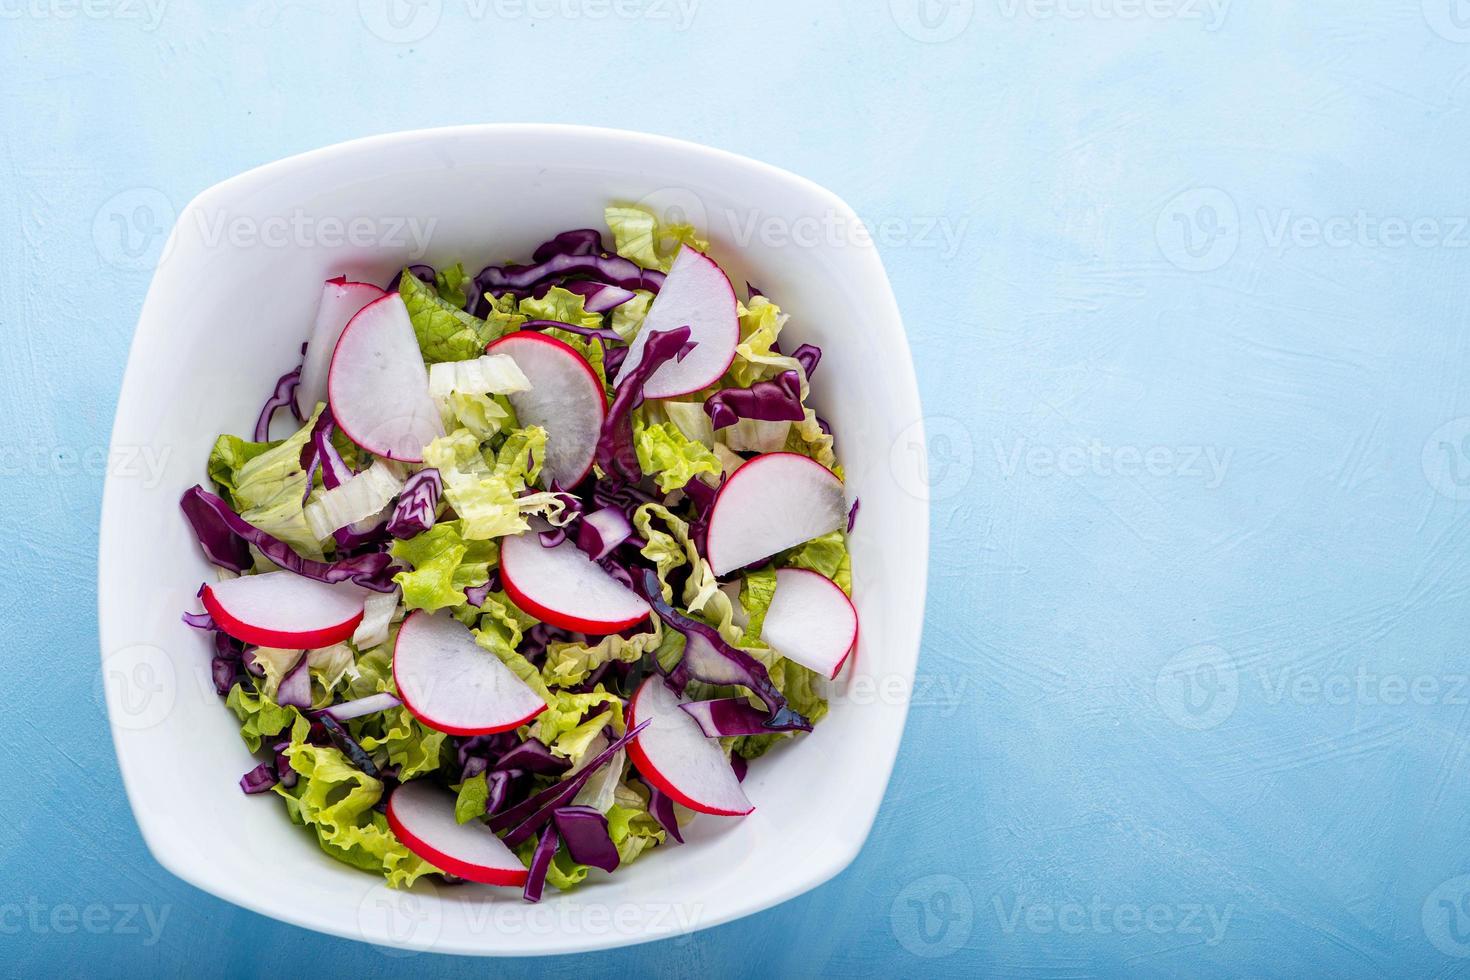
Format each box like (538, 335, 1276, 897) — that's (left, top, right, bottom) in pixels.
(275, 715, 436, 888)
(514, 836, 589, 892)
(390, 520, 497, 612)
(729, 296, 805, 388)
(355, 706, 448, 780)
(541, 627, 662, 688)
(433, 262, 473, 310)
(739, 566, 778, 645)
(207, 435, 281, 508)
(633, 418, 721, 494)
(604, 204, 708, 273)
(454, 772, 489, 824)
(214, 406, 325, 558)
(399, 269, 494, 363)
(421, 428, 538, 540)
(224, 682, 299, 752)
(782, 530, 852, 595)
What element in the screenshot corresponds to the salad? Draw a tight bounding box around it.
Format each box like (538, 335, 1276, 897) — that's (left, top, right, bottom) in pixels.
(181, 206, 859, 900)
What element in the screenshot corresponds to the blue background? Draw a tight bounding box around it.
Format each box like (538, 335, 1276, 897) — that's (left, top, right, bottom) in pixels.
(6, 1, 1470, 975)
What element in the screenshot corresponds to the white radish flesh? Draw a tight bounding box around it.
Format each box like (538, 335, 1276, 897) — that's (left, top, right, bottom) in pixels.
(387, 780, 528, 886)
(486, 332, 606, 488)
(392, 610, 547, 736)
(297, 278, 385, 417)
(705, 452, 847, 576)
(615, 248, 738, 399)
(328, 293, 444, 462)
(626, 676, 752, 816)
(499, 533, 649, 634)
(201, 571, 368, 648)
(761, 568, 858, 679)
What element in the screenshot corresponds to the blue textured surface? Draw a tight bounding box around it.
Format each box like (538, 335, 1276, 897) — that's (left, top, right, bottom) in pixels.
(6, 2, 1470, 975)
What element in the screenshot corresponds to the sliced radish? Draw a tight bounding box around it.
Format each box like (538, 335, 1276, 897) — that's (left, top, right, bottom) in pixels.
(486, 332, 606, 488)
(386, 780, 528, 886)
(200, 571, 367, 648)
(393, 610, 547, 736)
(615, 247, 738, 399)
(626, 676, 752, 816)
(499, 533, 650, 634)
(296, 277, 385, 417)
(761, 568, 858, 679)
(327, 293, 444, 462)
(705, 452, 847, 576)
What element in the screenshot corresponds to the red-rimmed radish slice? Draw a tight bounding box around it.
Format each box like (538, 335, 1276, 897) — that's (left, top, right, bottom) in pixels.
(615, 248, 738, 399)
(296, 277, 385, 417)
(486, 332, 605, 488)
(386, 780, 528, 886)
(705, 452, 847, 576)
(499, 533, 650, 634)
(327, 293, 443, 462)
(626, 676, 752, 816)
(761, 568, 858, 679)
(201, 571, 367, 648)
(393, 610, 546, 736)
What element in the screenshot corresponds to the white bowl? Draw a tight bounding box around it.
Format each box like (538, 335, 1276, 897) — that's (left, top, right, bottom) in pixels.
(99, 125, 928, 956)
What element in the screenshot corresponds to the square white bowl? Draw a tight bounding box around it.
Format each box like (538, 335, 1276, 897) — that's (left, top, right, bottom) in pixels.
(98, 124, 927, 956)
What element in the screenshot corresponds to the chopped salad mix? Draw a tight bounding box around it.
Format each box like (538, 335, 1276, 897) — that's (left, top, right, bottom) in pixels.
(182, 205, 858, 899)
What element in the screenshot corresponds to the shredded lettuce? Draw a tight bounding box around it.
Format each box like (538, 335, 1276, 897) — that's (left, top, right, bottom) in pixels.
(212, 407, 324, 558)
(782, 529, 853, 595)
(390, 520, 496, 612)
(399, 269, 495, 363)
(633, 418, 721, 494)
(275, 715, 436, 888)
(604, 204, 708, 273)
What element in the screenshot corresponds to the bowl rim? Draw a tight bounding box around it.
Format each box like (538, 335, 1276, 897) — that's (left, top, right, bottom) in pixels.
(99, 123, 928, 955)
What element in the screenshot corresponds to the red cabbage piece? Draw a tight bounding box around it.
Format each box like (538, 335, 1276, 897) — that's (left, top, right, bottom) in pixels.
(575, 507, 633, 561)
(679, 697, 812, 737)
(182, 610, 215, 631)
(523, 825, 559, 904)
(520, 318, 624, 345)
(847, 497, 860, 532)
(493, 738, 571, 776)
(792, 343, 821, 380)
(532, 228, 605, 263)
(491, 720, 650, 846)
(703, 369, 804, 430)
(254, 364, 303, 442)
(478, 252, 665, 294)
(595, 326, 692, 482)
(276, 653, 311, 709)
(633, 569, 807, 730)
(239, 763, 277, 794)
(731, 752, 748, 783)
(180, 485, 398, 592)
(558, 280, 635, 313)
(553, 806, 619, 872)
(386, 468, 442, 539)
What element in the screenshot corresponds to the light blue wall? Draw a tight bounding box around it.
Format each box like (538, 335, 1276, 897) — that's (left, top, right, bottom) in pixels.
(5, 2, 1470, 975)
